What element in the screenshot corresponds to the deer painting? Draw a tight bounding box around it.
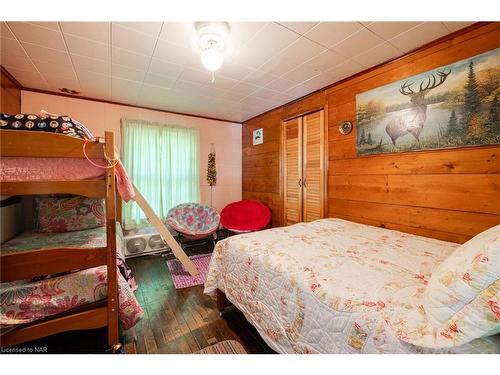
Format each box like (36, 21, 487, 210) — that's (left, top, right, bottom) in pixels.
(385, 68, 451, 145)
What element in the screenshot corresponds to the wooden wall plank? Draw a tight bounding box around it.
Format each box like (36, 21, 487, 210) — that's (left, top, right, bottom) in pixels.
(328, 198, 499, 238)
(329, 174, 499, 214)
(329, 147, 499, 175)
(1, 68, 21, 114)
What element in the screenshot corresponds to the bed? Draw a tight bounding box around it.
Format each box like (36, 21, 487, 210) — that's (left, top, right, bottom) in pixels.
(1, 223, 144, 332)
(204, 218, 500, 354)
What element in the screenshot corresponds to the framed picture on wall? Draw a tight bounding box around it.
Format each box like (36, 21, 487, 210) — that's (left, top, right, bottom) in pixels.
(253, 128, 263, 145)
(356, 47, 500, 155)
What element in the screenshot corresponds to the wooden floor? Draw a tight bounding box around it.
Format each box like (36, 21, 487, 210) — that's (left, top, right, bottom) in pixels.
(3, 244, 274, 354)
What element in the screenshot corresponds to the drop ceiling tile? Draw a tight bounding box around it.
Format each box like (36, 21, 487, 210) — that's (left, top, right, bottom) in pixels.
(28, 22, 60, 31)
(265, 77, 296, 92)
(259, 36, 326, 76)
(81, 87, 111, 100)
(227, 81, 260, 97)
(251, 87, 281, 101)
(158, 22, 195, 47)
(22, 42, 73, 66)
(284, 83, 314, 98)
(1, 22, 15, 39)
(229, 22, 269, 46)
(1, 36, 28, 58)
(60, 22, 111, 44)
(111, 77, 142, 103)
(112, 24, 157, 56)
(174, 80, 227, 98)
(178, 67, 238, 90)
(305, 22, 364, 48)
(281, 64, 321, 84)
(364, 22, 422, 40)
(443, 22, 474, 33)
(6, 67, 45, 84)
(243, 69, 279, 86)
(154, 39, 195, 66)
(1, 54, 35, 71)
(352, 41, 402, 68)
(8, 22, 66, 51)
(143, 72, 177, 89)
(139, 83, 174, 102)
(112, 63, 146, 82)
(277, 22, 320, 35)
(71, 53, 111, 75)
(33, 59, 76, 78)
(299, 72, 336, 91)
(114, 22, 163, 37)
(78, 71, 111, 94)
(112, 47, 150, 70)
(331, 28, 385, 58)
(44, 75, 80, 91)
(234, 22, 299, 68)
(324, 59, 365, 81)
(389, 22, 451, 53)
(65, 34, 111, 60)
(303, 49, 346, 72)
(148, 57, 183, 78)
(18, 77, 50, 90)
(207, 61, 254, 81)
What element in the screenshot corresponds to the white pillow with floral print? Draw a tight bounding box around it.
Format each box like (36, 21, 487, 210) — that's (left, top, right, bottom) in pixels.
(424, 224, 500, 344)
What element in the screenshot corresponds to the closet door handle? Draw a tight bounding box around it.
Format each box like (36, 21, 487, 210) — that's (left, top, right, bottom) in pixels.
(303, 178, 307, 188)
(298, 178, 302, 187)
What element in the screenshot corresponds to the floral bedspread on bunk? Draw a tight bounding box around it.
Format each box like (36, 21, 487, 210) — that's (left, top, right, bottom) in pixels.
(204, 218, 500, 354)
(0, 224, 143, 330)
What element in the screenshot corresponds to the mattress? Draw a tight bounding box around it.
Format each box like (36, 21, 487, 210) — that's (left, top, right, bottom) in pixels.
(204, 219, 500, 353)
(0, 156, 135, 202)
(0, 157, 107, 182)
(0, 225, 143, 331)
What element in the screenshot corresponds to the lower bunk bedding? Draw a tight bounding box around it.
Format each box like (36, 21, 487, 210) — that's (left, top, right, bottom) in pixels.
(204, 219, 500, 354)
(0, 224, 144, 332)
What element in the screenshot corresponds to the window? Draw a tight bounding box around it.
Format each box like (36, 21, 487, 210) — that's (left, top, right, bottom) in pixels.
(122, 119, 200, 229)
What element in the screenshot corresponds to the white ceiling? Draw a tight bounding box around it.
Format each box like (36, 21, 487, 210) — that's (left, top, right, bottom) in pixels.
(1, 21, 473, 122)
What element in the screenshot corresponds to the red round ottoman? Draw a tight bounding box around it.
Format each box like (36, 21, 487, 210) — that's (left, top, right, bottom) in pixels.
(220, 200, 271, 233)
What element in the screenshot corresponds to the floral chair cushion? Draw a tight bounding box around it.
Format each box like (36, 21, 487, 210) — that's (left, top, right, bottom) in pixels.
(33, 195, 106, 233)
(424, 224, 500, 344)
(167, 203, 220, 239)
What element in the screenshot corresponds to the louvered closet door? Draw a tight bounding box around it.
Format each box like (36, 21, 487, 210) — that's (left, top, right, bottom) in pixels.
(284, 117, 303, 226)
(302, 110, 325, 222)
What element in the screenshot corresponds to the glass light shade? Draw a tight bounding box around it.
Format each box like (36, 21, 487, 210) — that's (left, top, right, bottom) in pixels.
(201, 48, 223, 72)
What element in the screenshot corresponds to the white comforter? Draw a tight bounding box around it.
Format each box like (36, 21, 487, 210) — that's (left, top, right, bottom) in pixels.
(204, 219, 500, 353)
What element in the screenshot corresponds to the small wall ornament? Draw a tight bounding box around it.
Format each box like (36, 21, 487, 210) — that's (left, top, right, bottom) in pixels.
(339, 121, 353, 135)
(207, 143, 217, 206)
(253, 128, 263, 145)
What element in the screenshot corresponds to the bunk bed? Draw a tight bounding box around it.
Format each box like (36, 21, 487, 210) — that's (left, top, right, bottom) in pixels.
(0, 129, 135, 351)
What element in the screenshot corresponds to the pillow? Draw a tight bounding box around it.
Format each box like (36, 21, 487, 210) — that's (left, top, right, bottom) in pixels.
(0, 112, 92, 140)
(33, 195, 105, 233)
(424, 225, 500, 345)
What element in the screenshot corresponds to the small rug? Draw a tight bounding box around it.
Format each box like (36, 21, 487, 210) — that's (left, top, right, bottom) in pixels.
(195, 340, 247, 354)
(166, 253, 212, 289)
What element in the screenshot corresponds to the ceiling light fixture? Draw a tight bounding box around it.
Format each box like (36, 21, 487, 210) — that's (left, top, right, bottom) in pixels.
(195, 22, 230, 82)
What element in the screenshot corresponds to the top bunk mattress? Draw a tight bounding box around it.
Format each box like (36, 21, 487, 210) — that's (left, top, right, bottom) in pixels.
(204, 218, 500, 354)
(0, 157, 107, 182)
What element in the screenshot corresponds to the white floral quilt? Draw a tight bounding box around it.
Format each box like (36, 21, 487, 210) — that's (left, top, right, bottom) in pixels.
(204, 219, 500, 353)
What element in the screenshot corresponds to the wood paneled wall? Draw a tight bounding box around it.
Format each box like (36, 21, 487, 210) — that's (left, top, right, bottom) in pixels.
(242, 23, 500, 243)
(243, 108, 284, 226)
(1, 67, 21, 114)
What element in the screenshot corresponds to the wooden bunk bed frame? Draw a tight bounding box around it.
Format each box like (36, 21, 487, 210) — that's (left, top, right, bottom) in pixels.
(0, 130, 120, 351)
